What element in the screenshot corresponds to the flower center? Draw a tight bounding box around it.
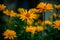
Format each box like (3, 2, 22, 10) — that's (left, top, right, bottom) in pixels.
(25, 13, 30, 18)
(8, 11, 12, 15)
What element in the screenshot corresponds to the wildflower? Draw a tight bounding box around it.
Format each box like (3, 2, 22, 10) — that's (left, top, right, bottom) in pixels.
(45, 3, 53, 11)
(53, 20, 60, 30)
(37, 2, 46, 10)
(36, 26, 44, 32)
(54, 4, 60, 9)
(37, 2, 53, 11)
(3, 10, 17, 17)
(0, 4, 6, 11)
(18, 8, 39, 25)
(25, 26, 36, 34)
(53, 13, 60, 18)
(3, 29, 16, 40)
(28, 8, 43, 13)
(42, 20, 52, 26)
(27, 19, 33, 25)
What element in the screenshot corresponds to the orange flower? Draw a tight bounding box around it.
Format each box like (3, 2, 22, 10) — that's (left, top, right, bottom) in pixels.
(0, 4, 6, 11)
(36, 26, 44, 32)
(37, 2, 53, 11)
(54, 4, 60, 9)
(17, 8, 39, 25)
(37, 2, 46, 10)
(45, 3, 53, 11)
(3, 10, 17, 17)
(42, 20, 52, 26)
(53, 20, 60, 30)
(25, 26, 36, 34)
(53, 13, 60, 18)
(3, 29, 16, 40)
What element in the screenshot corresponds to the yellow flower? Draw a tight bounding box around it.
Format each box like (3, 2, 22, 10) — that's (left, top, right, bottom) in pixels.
(53, 20, 60, 30)
(56, 14, 60, 18)
(54, 4, 60, 9)
(3, 29, 16, 40)
(53, 13, 60, 18)
(18, 8, 39, 24)
(36, 26, 44, 32)
(37, 2, 46, 10)
(42, 20, 52, 25)
(3, 10, 17, 17)
(45, 3, 53, 11)
(27, 8, 43, 13)
(25, 26, 36, 34)
(27, 19, 33, 25)
(0, 4, 6, 11)
(37, 2, 53, 11)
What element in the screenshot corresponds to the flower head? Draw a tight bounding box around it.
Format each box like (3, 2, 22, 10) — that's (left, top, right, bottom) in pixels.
(45, 3, 53, 11)
(53, 13, 57, 17)
(37, 2, 53, 11)
(17, 8, 39, 25)
(37, 2, 46, 10)
(3, 29, 16, 40)
(25, 26, 36, 34)
(42, 20, 52, 26)
(36, 26, 44, 32)
(54, 4, 60, 9)
(0, 4, 6, 11)
(53, 20, 60, 30)
(53, 13, 60, 18)
(3, 10, 17, 17)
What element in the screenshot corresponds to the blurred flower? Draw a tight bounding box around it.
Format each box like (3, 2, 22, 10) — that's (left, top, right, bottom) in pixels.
(0, 4, 6, 11)
(18, 8, 40, 14)
(53, 13, 60, 18)
(3, 10, 17, 17)
(45, 3, 53, 11)
(37, 2, 46, 10)
(17, 8, 39, 25)
(3, 29, 16, 40)
(42, 20, 52, 26)
(28, 8, 43, 13)
(25, 26, 36, 34)
(37, 2, 53, 11)
(54, 4, 60, 9)
(36, 26, 44, 32)
(53, 20, 60, 30)
(27, 19, 33, 25)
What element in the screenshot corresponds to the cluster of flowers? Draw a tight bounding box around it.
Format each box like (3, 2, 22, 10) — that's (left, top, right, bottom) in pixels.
(0, 2, 60, 40)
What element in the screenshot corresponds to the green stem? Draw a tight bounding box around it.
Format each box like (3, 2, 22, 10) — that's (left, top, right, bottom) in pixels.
(31, 34, 34, 40)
